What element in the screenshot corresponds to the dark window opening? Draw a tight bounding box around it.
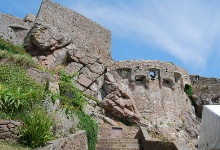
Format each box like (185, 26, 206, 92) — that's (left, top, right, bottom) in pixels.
(117, 68, 131, 79)
(164, 79, 171, 84)
(135, 76, 145, 81)
(166, 68, 168, 72)
(195, 76, 199, 81)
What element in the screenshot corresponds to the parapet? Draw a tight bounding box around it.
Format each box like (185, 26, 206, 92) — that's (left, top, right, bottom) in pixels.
(108, 60, 191, 89)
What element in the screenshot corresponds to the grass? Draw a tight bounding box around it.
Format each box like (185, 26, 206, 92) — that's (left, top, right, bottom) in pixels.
(0, 141, 30, 150)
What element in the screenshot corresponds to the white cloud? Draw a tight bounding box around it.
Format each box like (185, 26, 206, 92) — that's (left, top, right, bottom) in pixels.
(65, 0, 220, 69)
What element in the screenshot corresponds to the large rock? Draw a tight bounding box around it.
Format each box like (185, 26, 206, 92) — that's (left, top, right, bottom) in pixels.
(102, 73, 142, 124)
(25, 23, 72, 52)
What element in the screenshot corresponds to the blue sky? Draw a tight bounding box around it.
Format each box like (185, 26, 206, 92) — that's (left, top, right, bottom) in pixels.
(1, 0, 220, 78)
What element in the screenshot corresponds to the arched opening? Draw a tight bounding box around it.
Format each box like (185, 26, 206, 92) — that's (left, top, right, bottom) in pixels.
(117, 68, 131, 79)
(163, 78, 174, 89)
(135, 75, 146, 86)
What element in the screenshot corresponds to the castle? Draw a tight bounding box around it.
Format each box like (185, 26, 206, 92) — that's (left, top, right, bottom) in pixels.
(0, 0, 199, 147)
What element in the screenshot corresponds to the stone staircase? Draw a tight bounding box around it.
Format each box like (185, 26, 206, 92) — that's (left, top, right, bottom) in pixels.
(96, 138, 142, 150)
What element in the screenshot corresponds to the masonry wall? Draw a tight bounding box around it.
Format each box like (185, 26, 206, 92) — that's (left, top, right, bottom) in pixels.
(35, 0, 111, 63)
(0, 120, 20, 141)
(37, 130, 88, 150)
(0, 13, 32, 45)
(107, 60, 192, 125)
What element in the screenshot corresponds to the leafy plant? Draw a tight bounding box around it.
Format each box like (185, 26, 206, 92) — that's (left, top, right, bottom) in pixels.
(0, 87, 33, 114)
(75, 110, 98, 150)
(0, 64, 44, 101)
(0, 38, 25, 54)
(19, 108, 54, 148)
(59, 70, 87, 111)
(184, 84, 193, 98)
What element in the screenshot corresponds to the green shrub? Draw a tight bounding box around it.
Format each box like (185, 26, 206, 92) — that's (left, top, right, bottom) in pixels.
(0, 50, 8, 59)
(0, 38, 25, 54)
(0, 87, 34, 114)
(8, 54, 35, 67)
(59, 82, 87, 111)
(19, 108, 54, 148)
(75, 110, 98, 150)
(184, 84, 193, 98)
(59, 70, 87, 111)
(0, 64, 44, 101)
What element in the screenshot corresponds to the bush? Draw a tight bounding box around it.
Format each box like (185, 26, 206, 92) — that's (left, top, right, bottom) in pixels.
(0, 87, 34, 114)
(59, 70, 87, 111)
(0, 38, 25, 54)
(184, 84, 193, 98)
(75, 110, 98, 150)
(0, 64, 44, 101)
(19, 108, 54, 148)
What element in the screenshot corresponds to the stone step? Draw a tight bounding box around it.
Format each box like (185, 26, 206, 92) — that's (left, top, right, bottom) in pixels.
(98, 138, 139, 143)
(96, 144, 140, 148)
(97, 141, 139, 145)
(97, 138, 142, 150)
(96, 147, 140, 150)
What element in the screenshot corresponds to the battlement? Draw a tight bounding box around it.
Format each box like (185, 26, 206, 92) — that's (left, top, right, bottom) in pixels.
(108, 60, 191, 90)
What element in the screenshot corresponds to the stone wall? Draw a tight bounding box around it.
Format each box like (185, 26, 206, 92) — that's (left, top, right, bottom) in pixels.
(33, 0, 111, 63)
(0, 120, 20, 141)
(37, 130, 88, 150)
(98, 124, 139, 139)
(105, 60, 192, 125)
(0, 13, 34, 45)
(135, 126, 191, 150)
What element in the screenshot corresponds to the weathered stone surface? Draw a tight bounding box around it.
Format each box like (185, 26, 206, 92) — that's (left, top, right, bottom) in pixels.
(34, 0, 111, 63)
(27, 67, 59, 87)
(0, 120, 20, 141)
(65, 62, 83, 75)
(190, 75, 220, 117)
(78, 74, 92, 88)
(79, 67, 99, 82)
(102, 72, 142, 124)
(26, 23, 72, 51)
(37, 131, 88, 150)
(88, 62, 104, 74)
(49, 82, 60, 94)
(0, 13, 32, 45)
(23, 14, 36, 22)
(53, 48, 67, 65)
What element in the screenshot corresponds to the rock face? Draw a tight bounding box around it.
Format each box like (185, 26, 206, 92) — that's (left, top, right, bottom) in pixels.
(102, 73, 142, 124)
(0, 13, 34, 45)
(190, 75, 220, 117)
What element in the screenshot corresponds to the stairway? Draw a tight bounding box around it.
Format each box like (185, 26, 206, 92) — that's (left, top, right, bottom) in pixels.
(96, 138, 142, 150)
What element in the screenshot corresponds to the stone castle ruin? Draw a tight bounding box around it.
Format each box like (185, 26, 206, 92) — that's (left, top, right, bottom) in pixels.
(0, 0, 200, 148)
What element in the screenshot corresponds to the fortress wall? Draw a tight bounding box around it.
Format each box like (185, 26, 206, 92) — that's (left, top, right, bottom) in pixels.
(0, 13, 32, 45)
(108, 60, 191, 86)
(35, 0, 111, 63)
(107, 60, 192, 125)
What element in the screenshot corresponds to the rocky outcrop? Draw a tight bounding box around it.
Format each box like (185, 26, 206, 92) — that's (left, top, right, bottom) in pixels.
(190, 75, 220, 117)
(102, 73, 142, 124)
(25, 23, 72, 52)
